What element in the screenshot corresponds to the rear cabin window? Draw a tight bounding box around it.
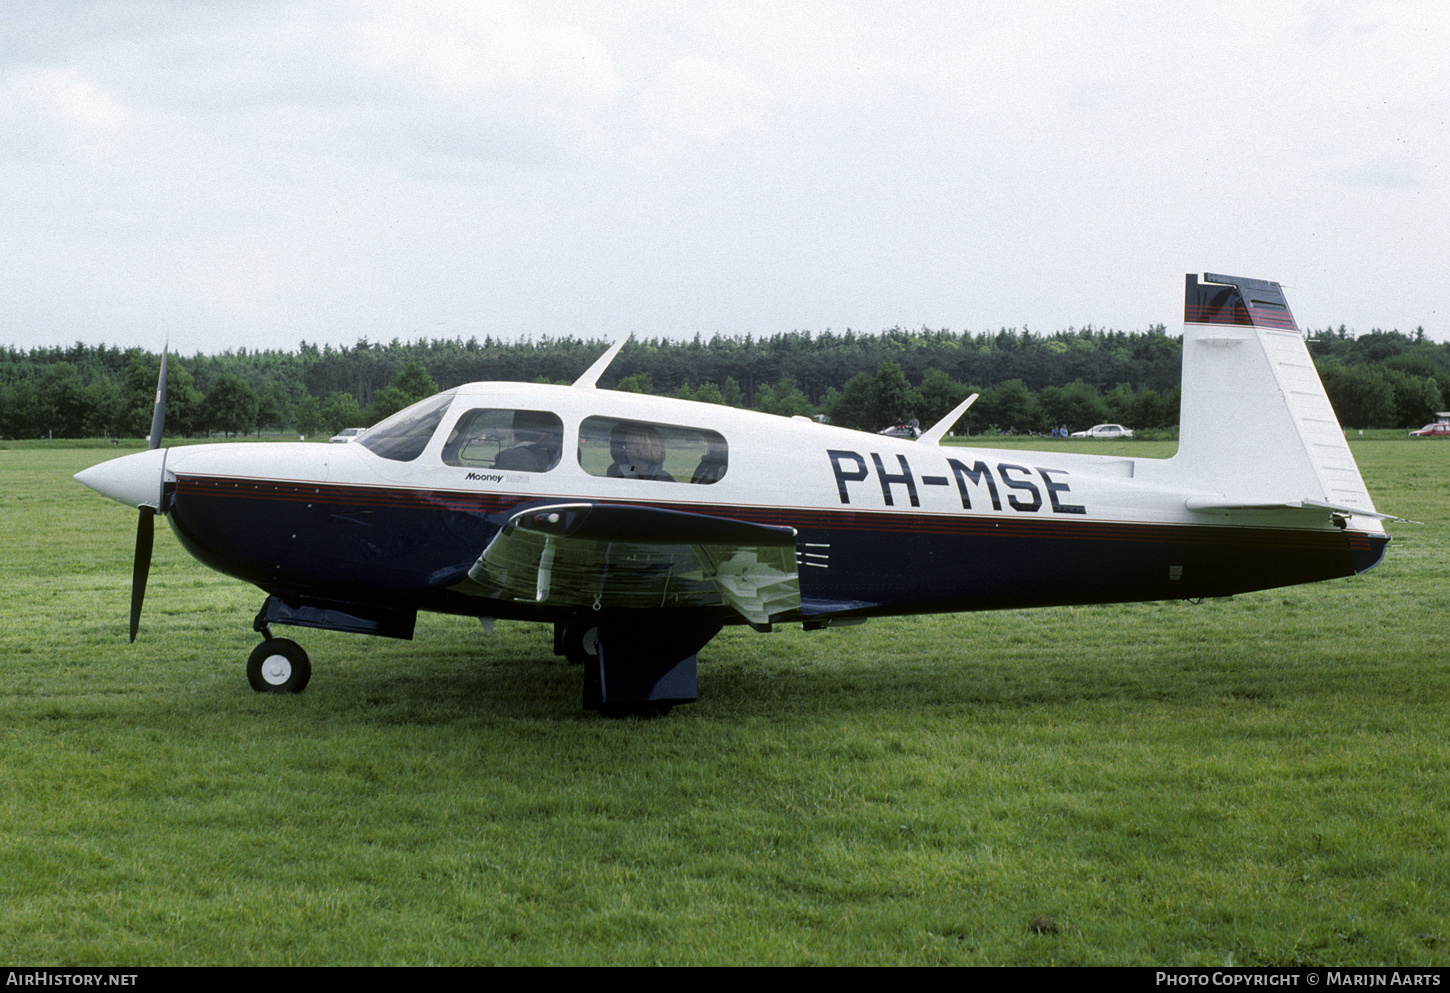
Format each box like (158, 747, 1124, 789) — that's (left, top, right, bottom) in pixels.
(578, 416, 727, 484)
(358, 392, 455, 462)
(442, 409, 564, 473)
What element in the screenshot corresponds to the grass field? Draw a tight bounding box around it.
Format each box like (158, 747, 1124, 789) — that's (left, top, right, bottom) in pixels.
(1, 438, 1446, 965)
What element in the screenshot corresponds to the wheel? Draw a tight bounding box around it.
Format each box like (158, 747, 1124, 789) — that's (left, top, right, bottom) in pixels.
(561, 619, 600, 667)
(247, 638, 312, 694)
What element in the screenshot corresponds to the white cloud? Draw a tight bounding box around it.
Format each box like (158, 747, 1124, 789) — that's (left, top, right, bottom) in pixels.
(343, 1, 621, 166)
(0, 66, 134, 161)
(634, 56, 762, 144)
(1, 1, 1448, 350)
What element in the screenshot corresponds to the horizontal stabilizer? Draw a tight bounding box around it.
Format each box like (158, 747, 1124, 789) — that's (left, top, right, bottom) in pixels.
(1185, 495, 1398, 521)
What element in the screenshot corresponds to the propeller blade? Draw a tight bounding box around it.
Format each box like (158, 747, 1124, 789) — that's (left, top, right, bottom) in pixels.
(147, 345, 168, 450)
(129, 344, 167, 640)
(130, 507, 155, 643)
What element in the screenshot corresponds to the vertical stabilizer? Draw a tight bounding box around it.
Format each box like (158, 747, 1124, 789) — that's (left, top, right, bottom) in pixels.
(1173, 274, 1379, 518)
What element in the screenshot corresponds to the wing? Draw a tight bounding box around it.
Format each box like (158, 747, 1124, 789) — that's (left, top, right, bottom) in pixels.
(454, 503, 800, 626)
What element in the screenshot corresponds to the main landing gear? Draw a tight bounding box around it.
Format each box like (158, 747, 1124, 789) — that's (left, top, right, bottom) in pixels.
(557, 609, 723, 718)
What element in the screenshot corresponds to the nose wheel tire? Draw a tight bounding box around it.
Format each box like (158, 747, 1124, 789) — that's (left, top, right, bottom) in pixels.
(247, 638, 312, 694)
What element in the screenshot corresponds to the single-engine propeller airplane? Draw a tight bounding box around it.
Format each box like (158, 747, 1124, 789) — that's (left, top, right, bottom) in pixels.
(77, 274, 1392, 715)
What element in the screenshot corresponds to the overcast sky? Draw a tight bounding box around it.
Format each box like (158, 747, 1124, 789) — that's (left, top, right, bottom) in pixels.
(2, 0, 1446, 356)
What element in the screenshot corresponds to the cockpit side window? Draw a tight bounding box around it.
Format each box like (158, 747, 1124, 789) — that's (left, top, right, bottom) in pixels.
(357, 392, 455, 462)
(578, 416, 727, 484)
(442, 409, 564, 472)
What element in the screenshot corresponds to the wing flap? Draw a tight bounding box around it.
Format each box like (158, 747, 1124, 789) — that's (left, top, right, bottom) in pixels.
(456, 503, 800, 625)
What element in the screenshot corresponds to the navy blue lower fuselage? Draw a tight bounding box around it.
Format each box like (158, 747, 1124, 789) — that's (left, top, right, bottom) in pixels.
(166, 473, 1388, 627)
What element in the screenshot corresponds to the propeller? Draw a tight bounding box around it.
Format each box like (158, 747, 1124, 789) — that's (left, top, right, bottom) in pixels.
(130, 507, 154, 642)
(129, 345, 167, 642)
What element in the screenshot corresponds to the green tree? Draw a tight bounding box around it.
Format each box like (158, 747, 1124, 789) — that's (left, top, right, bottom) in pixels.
(365, 386, 413, 425)
(83, 376, 125, 437)
(1102, 383, 1137, 426)
(754, 375, 814, 418)
(975, 379, 1038, 434)
(362, 359, 443, 424)
(255, 382, 292, 435)
(719, 377, 744, 408)
(0, 379, 36, 438)
(1382, 369, 1444, 428)
(692, 382, 727, 406)
(866, 362, 914, 428)
(826, 371, 875, 431)
(1318, 364, 1395, 429)
(825, 362, 917, 431)
(294, 395, 323, 439)
(320, 392, 363, 435)
(615, 372, 654, 395)
(1038, 380, 1110, 433)
(35, 363, 87, 437)
(202, 374, 260, 437)
(914, 368, 969, 430)
(122, 354, 202, 439)
(391, 360, 439, 401)
(1129, 386, 1173, 430)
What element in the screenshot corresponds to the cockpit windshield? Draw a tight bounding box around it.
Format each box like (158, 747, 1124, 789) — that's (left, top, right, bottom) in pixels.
(357, 391, 456, 462)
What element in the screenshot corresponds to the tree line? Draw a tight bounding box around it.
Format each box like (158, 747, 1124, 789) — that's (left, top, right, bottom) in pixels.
(2, 323, 1446, 440)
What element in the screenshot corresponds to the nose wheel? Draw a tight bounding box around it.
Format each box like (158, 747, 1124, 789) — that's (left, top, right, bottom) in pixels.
(247, 638, 312, 694)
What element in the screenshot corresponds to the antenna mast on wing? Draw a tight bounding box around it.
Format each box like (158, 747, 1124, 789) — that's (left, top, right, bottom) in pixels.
(918, 393, 979, 446)
(572, 337, 630, 389)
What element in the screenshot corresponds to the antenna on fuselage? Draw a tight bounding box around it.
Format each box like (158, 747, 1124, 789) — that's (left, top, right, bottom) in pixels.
(918, 393, 979, 446)
(572, 337, 630, 389)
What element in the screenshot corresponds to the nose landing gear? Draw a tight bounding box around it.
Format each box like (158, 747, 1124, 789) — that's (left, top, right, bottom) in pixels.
(246, 637, 312, 694)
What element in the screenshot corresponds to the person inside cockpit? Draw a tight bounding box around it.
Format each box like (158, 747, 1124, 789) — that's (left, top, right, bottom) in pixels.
(494, 410, 562, 472)
(606, 421, 672, 481)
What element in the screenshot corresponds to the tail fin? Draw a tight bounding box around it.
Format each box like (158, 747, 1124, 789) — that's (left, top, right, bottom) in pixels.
(1171, 273, 1382, 520)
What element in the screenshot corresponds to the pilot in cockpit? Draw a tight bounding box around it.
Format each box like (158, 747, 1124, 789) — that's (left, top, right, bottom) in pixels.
(494, 410, 562, 472)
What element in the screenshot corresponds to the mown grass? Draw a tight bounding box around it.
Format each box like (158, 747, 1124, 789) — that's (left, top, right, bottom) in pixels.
(0, 440, 1446, 965)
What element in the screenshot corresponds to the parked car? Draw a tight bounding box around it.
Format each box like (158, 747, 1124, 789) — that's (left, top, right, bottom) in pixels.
(1408, 421, 1450, 438)
(1070, 423, 1134, 439)
(328, 427, 367, 443)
